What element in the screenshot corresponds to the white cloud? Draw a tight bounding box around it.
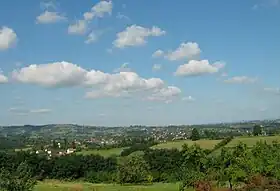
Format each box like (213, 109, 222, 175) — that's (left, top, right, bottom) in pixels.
(212, 61, 226, 69)
(146, 86, 181, 103)
(0, 70, 8, 84)
(113, 25, 166, 48)
(165, 42, 201, 61)
(83, 12, 94, 21)
(152, 50, 164, 58)
(182, 96, 195, 102)
(252, 0, 279, 9)
(68, 20, 88, 35)
(9, 107, 51, 115)
(30, 109, 52, 114)
(113, 62, 131, 73)
(68, 1, 112, 36)
(152, 64, 162, 71)
(12, 61, 88, 87)
(12, 61, 179, 101)
(0, 26, 17, 50)
(224, 76, 257, 84)
(83, 0, 112, 20)
(40, 1, 57, 10)
(116, 12, 130, 20)
(36, 11, 67, 24)
(90, 0, 112, 18)
(85, 31, 98, 44)
(9, 107, 28, 114)
(175, 60, 224, 77)
(264, 87, 280, 95)
(86, 72, 165, 99)
(83, 0, 112, 21)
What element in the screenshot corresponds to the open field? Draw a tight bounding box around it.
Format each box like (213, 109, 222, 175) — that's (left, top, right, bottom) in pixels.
(152, 139, 221, 150)
(35, 181, 181, 191)
(225, 136, 280, 148)
(210, 136, 280, 155)
(70, 136, 280, 158)
(15, 147, 32, 152)
(76, 147, 126, 157)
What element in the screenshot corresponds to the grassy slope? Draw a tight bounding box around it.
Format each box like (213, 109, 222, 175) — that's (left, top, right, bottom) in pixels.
(35, 181, 182, 191)
(211, 136, 280, 155)
(225, 136, 280, 148)
(152, 139, 221, 150)
(76, 147, 126, 157)
(74, 136, 280, 157)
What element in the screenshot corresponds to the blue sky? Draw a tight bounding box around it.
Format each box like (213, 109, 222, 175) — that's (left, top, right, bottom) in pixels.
(0, 0, 280, 126)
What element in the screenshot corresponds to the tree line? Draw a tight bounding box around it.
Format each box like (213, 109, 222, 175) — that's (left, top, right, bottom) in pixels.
(1, 136, 280, 190)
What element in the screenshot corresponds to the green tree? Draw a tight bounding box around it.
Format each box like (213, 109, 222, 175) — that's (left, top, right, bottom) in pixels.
(52, 140, 57, 148)
(117, 152, 151, 184)
(191, 128, 200, 141)
(253, 125, 262, 136)
(0, 162, 37, 191)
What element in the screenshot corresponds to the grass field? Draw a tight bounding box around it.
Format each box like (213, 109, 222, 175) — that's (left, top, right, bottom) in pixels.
(72, 136, 280, 158)
(225, 136, 280, 148)
(15, 147, 32, 152)
(76, 147, 126, 157)
(152, 139, 221, 150)
(35, 181, 181, 191)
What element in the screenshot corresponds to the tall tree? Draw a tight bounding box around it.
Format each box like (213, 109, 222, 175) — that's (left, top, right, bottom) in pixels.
(117, 152, 151, 184)
(191, 128, 200, 141)
(253, 125, 262, 136)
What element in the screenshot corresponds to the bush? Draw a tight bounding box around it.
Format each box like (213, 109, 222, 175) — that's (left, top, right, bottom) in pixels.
(0, 162, 37, 191)
(120, 144, 150, 157)
(212, 136, 233, 152)
(85, 171, 117, 183)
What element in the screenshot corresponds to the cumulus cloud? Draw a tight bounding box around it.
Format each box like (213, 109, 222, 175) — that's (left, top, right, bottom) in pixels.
(165, 42, 201, 61)
(146, 86, 181, 103)
(152, 50, 164, 58)
(68, 20, 88, 35)
(175, 60, 224, 77)
(0, 70, 8, 84)
(152, 64, 162, 71)
(86, 72, 165, 99)
(68, 1, 112, 35)
(113, 25, 166, 48)
(0, 26, 17, 50)
(36, 11, 67, 24)
(12, 61, 88, 87)
(224, 76, 257, 84)
(83, 0, 112, 20)
(11, 61, 180, 101)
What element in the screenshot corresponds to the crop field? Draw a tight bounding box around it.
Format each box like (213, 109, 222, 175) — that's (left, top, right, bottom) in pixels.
(152, 139, 221, 150)
(35, 181, 181, 191)
(76, 147, 126, 157)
